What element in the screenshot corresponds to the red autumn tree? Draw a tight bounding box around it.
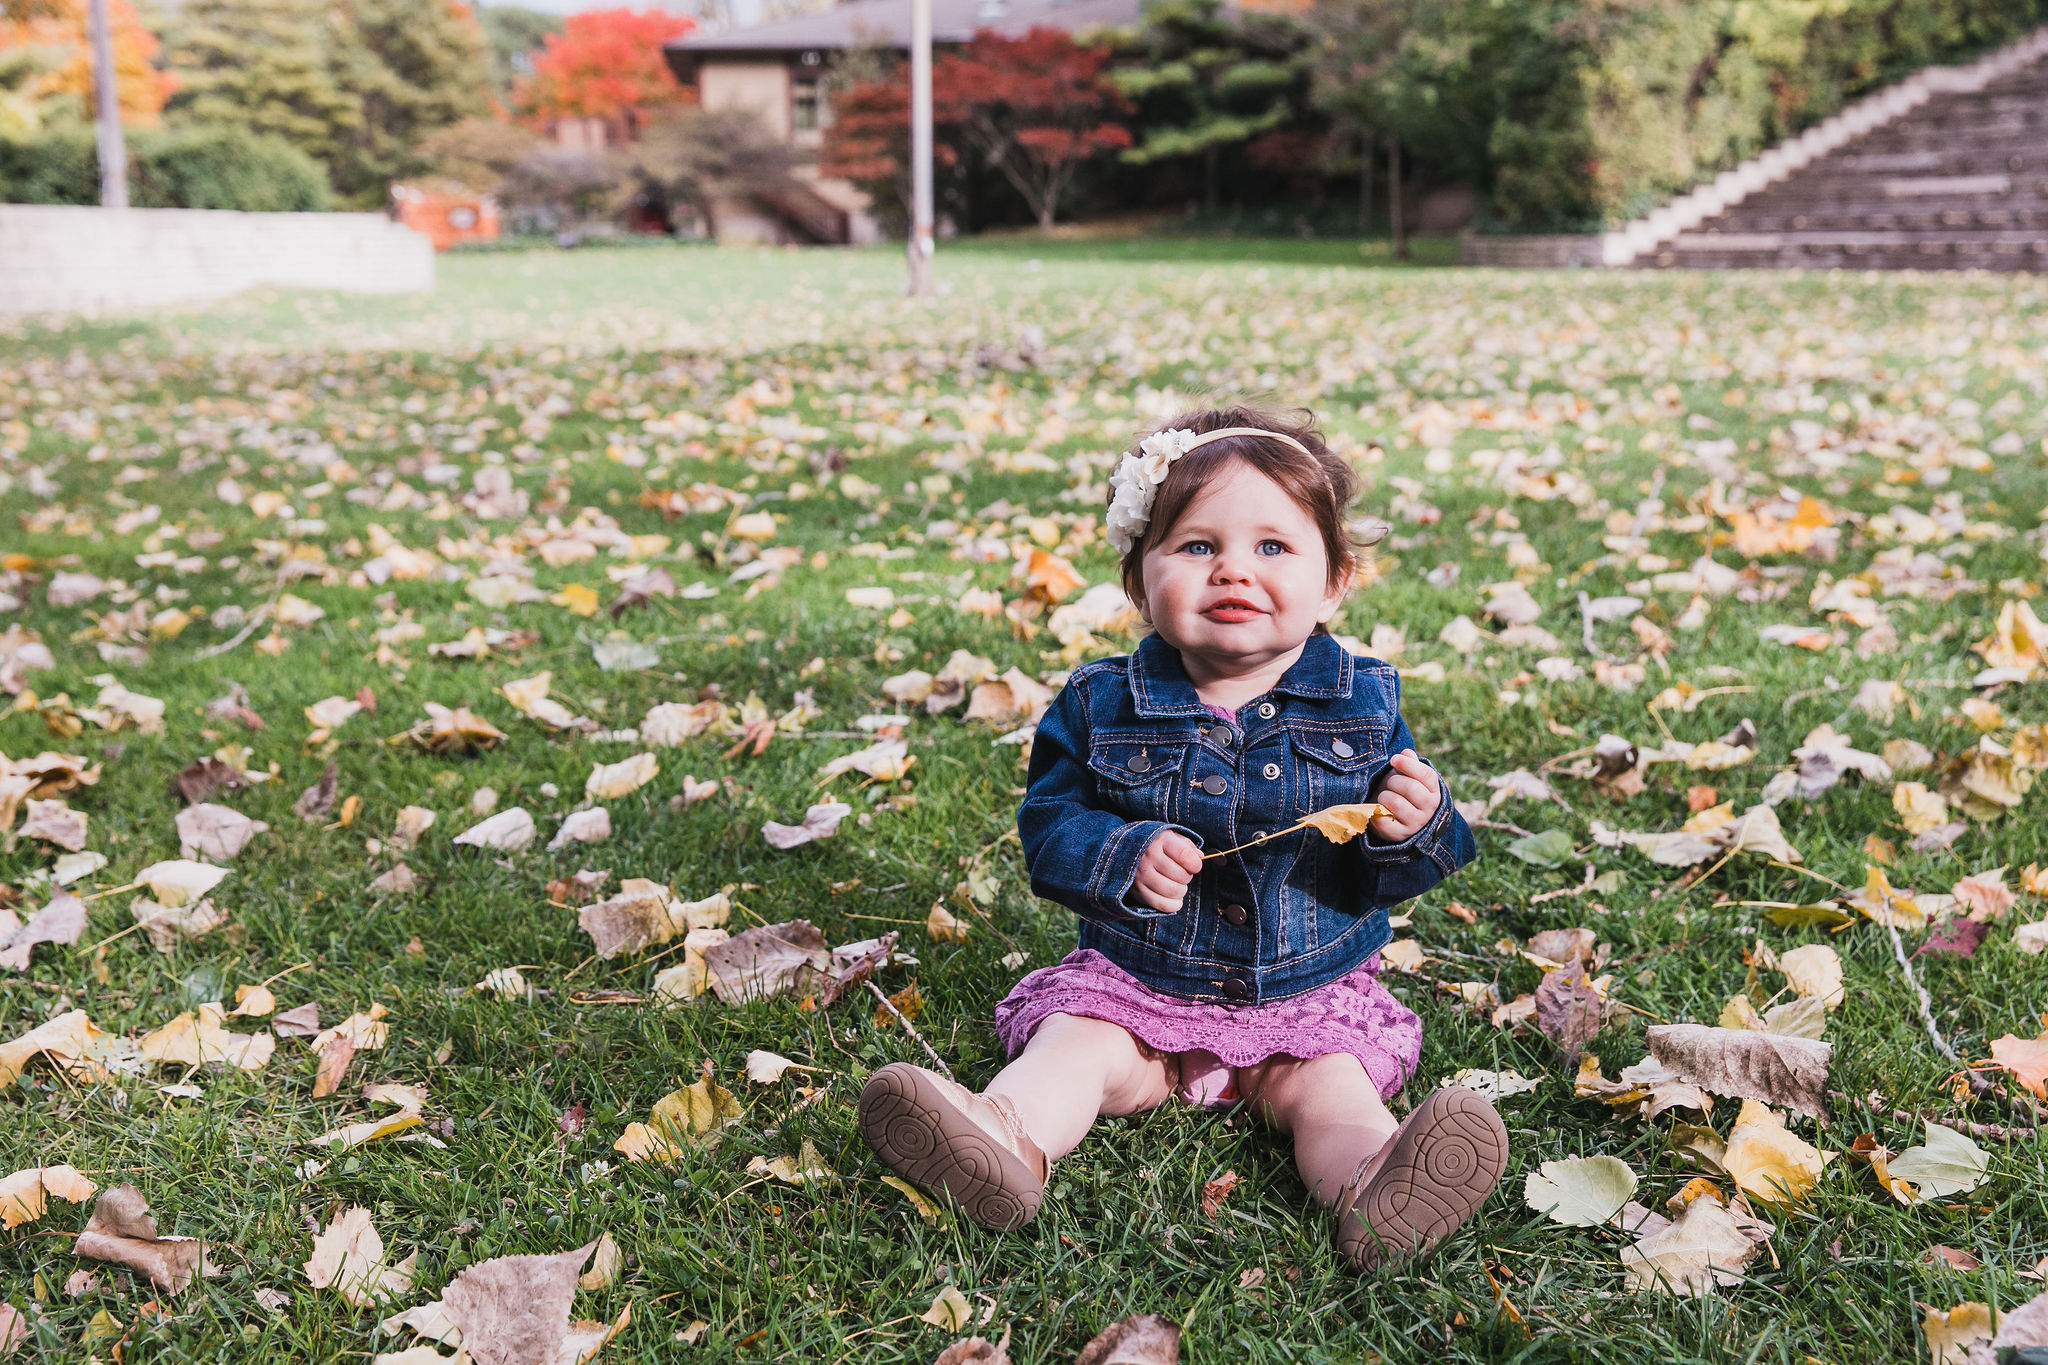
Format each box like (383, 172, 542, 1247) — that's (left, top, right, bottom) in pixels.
(514, 7, 696, 129)
(934, 27, 1130, 230)
(820, 71, 955, 215)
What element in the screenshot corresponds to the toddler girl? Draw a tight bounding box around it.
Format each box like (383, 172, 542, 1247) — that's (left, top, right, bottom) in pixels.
(858, 406, 1505, 1271)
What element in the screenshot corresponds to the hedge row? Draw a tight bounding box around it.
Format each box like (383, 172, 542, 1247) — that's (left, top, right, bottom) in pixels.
(0, 125, 332, 212)
(1395, 0, 2048, 230)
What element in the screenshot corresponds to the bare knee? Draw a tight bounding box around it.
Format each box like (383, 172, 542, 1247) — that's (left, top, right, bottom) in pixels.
(1243, 1052, 1387, 1129)
(1025, 1013, 1171, 1112)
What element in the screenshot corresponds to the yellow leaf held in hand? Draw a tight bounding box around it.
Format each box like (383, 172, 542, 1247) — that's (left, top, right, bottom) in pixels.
(1298, 803, 1390, 845)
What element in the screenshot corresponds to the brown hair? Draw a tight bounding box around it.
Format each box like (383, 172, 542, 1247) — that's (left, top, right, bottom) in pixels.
(1115, 404, 1364, 606)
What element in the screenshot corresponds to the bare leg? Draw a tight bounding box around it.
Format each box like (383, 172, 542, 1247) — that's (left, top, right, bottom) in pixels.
(1237, 1051, 1399, 1205)
(983, 1013, 1176, 1160)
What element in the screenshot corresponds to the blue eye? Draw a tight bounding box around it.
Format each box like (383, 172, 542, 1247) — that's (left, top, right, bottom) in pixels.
(1180, 540, 1214, 556)
(1257, 540, 1287, 556)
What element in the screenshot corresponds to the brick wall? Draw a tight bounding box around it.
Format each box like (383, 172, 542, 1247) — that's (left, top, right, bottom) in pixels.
(0, 205, 434, 316)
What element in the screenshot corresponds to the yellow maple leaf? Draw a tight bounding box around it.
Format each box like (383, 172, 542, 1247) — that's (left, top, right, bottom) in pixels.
(1722, 1099, 1829, 1206)
(1298, 803, 1388, 845)
(550, 583, 600, 617)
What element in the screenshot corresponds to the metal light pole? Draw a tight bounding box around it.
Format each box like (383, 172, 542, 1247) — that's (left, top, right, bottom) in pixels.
(87, 0, 128, 208)
(906, 0, 934, 296)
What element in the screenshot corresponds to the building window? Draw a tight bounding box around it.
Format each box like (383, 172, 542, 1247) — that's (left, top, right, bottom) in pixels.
(793, 76, 824, 131)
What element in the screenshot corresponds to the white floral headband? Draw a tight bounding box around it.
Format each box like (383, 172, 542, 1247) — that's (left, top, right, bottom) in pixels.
(1104, 426, 1317, 557)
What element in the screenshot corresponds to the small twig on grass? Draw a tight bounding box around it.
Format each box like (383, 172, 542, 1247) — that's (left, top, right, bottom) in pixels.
(1471, 818, 1537, 839)
(1531, 863, 1597, 904)
(1830, 1090, 2036, 1140)
(1884, 918, 1961, 1066)
(195, 557, 293, 661)
(257, 960, 313, 990)
(81, 920, 147, 955)
(863, 978, 953, 1081)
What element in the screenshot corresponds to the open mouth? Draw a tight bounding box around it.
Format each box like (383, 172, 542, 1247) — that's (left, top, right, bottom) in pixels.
(1202, 598, 1265, 622)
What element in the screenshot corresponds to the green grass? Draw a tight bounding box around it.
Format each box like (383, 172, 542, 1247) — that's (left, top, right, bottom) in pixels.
(2, 243, 2047, 1364)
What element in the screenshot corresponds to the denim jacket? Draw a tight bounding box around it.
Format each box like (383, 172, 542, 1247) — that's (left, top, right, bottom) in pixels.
(1017, 631, 1477, 1005)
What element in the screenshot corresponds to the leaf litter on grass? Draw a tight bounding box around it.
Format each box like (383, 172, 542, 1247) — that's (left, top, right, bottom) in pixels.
(7, 255, 2048, 1360)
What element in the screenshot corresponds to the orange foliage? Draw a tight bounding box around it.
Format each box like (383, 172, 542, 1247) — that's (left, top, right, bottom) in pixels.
(514, 7, 696, 125)
(0, 0, 176, 126)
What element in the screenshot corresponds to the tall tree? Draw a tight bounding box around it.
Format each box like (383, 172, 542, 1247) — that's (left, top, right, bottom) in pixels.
(0, 0, 175, 134)
(514, 7, 696, 131)
(819, 65, 958, 230)
(1106, 0, 1315, 211)
(477, 4, 560, 101)
(163, 0, 360, 169)
(933, 27, 1130, 231)
(329, 0, 492, 200)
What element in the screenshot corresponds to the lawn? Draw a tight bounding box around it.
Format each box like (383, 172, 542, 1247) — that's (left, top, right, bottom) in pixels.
(2, 241, 2046, 1365)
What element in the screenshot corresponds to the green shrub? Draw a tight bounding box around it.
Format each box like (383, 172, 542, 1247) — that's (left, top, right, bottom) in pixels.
(0, 124, 333, 211)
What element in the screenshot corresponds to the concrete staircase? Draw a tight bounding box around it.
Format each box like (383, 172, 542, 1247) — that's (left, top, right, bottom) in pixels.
(1610, 27, 2048, 271)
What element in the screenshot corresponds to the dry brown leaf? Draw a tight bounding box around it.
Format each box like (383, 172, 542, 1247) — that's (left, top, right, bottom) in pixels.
(1074, 1313, 1181, 1365)
(74, 1186, 220, 1294)
(921, 1286, 972, 1331)
(305, 1207, 415, 1308)
(1722, 1099, 1830, 1206)
(1990, 1033, 2048, 1099)
(1536, 961, 1606, 1054)
(579, 887, 676, 960)
(0, 1009, 113, 1088)
(0, 888, 88, 971)
(19, 799, 87, 851)
(577, 1232, 623, 1291)
(761, 801, 852, 850)
(1200, 1170, 1241, 1220)
(1646, 1024, 1831, 1119)
(1619, 1195, 1759, 1296)
(933, 1327, 1012, 1365)
(0, 1164, 98, 1229)
(702, 920, 831, 1004)
(442, 1241, 596, 1365)
(138, 1005, 275, 1072)
(1924, 1301, 1994, 1365)
(0, 1302, 23, 1357)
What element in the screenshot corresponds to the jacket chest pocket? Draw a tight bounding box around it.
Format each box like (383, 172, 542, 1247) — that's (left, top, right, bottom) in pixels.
(1287, 725, 1390, 813)
(1087, 739, 1189, 824)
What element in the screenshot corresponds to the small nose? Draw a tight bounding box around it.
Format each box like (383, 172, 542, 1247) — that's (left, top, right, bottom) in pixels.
(1208, 548, 1254, 584)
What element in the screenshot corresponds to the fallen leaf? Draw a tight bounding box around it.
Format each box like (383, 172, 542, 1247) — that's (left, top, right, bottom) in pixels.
(310, 1110, 426, 1152)
(1923, 1301, 1994, 1365)
(0, 1164, 99, 1229)
(745, 1139, 836, 1186)
(1200, 1170, 1240, 1220)
(1645, 1024, 1831, 1119)
(926, 901, 969, 943)
(138, 1005, 275, 1071)
(19, 799, 88, 851)
(0, 888, 88, 971)
(305, 1207, 415, 1308)
(1508, 828, 1574, 867)
(922, 1286, 972, 1331)
(442, 1240, 598, 1365)
(0, 1009, 112, 1088)
(295, 763, 339, 822)
(703, 920, 832, 1004)
(132, 895, 230, 951)
(175, 803, 268, 861)
(0, 1303, 24, 1356)
(1774, 943, 1845, 1009)
(1619, 1195, 1759, 1296)
(1990, 1033, 2048, 1098)
(1722, 1099, 1830, 1206)
(933, 1327, 1012, 1364)
(135, 859, 229, 907)
(578, 1232, 623, 1291)
(75, 1186, 220, 1294)
(762, 801, 852, 850)
(1536, 961, 1606, 1054)
(454, 808, 536, 853)
(1073, 1313, 1181, 1365)
(1887, 1122, 1990, 1199)
(745, 1050, 799, 1083)
(881, 1174, 942, 1224)
(585, 753, 658, 801)
(1523, 1155, 1637, 1227)
(547, 807, 611, 852)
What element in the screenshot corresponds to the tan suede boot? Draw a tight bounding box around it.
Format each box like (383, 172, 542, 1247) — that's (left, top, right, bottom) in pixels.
(857, 1063, 1050, 1231)
(1335, 1085, 1508, 1272)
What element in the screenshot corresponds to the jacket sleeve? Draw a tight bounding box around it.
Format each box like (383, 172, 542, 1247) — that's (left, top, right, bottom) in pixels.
(1358, 676, 1478, 906)
(1017, 678, 1203, 924)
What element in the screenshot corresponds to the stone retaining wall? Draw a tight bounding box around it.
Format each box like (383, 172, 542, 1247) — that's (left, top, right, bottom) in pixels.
(1458, 233, 1606, 268)
(0, 205, 433, 316)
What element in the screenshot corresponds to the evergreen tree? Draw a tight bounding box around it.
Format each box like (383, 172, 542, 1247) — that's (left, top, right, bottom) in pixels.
(163, 0, 360, 173)
(328, 0, 491, 201)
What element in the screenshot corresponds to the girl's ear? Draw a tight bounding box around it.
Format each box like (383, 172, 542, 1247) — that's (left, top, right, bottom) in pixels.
(1316, 560, 1356, 624)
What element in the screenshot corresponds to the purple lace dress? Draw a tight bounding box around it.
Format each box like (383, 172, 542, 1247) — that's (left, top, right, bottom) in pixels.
(993, 704, 1423, 1108)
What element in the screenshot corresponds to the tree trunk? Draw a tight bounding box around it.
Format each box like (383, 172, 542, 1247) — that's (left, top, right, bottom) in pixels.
(1204, 145, 1218, 212)
(1357, 126, 1374, 234)
(1389, 138, 1408, 261)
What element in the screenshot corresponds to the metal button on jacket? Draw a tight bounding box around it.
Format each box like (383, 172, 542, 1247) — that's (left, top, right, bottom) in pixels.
(1222, 978, 1250, 1001)
(1221, 903, 1249, 926)
(1262, 762, 1282, 780)
(1257, 702, 1277, 719)
(1331, 738, 1355, 758)
(1200, 774, 1229, 796)
(1128, 751, 1151, 773)
(1211, 728, 1234, 748)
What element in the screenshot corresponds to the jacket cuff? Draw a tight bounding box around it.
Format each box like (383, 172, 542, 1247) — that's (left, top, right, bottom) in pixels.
(1089, 820, 1203, 920)
(1362, 771, 1454, 860)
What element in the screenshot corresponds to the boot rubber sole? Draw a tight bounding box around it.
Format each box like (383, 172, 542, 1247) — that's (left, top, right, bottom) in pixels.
(1339, 1085, 1508, 1272)
(857, 1062, 1044, 1231)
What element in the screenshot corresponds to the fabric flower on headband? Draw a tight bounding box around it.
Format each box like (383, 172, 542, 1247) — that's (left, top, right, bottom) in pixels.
(1104, 427, 1198, 557)
(1103, 425, 1319, 557)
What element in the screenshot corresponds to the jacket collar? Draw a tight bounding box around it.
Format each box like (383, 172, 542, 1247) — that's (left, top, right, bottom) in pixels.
(1127, 631, 1354, 717)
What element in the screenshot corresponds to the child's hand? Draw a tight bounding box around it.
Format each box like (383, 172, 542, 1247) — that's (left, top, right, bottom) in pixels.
(1369, 749, 1442, 843)
(1134, 829, 1204, 913)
